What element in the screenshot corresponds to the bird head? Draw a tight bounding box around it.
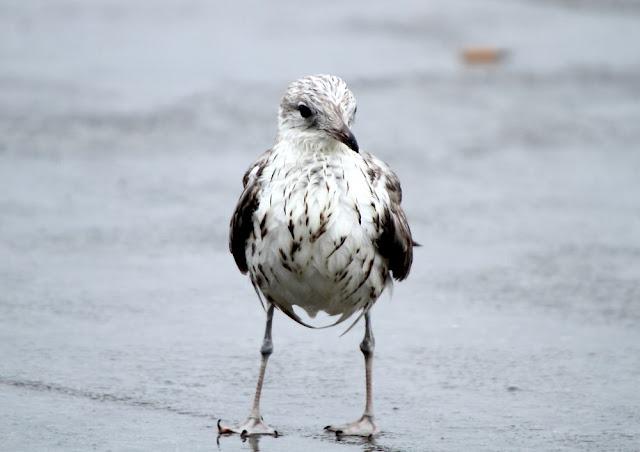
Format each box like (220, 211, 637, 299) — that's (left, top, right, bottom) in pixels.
(277, 74, 359, 153)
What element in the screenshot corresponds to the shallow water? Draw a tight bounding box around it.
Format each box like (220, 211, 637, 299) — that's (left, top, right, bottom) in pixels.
(1, 1, 640, 451)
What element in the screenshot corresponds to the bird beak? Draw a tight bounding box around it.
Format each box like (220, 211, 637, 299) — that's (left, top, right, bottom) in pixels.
(330, 125, 359, 153)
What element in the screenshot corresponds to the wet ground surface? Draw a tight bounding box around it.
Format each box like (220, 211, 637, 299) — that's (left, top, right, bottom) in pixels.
(2, 0, 640, 451)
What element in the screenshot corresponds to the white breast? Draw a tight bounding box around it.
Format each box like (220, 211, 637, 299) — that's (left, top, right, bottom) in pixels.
(245, 143, 390, 326)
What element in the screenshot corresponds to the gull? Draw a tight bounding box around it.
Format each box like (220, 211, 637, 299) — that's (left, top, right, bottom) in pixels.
(218, 74, 415, 438)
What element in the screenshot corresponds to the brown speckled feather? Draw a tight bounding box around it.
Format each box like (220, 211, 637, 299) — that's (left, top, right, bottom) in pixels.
(362, 153, 414, 281)
(229, 149, 272, 274)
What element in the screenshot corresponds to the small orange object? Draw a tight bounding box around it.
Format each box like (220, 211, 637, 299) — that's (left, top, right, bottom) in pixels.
(461, 47, 506, 65)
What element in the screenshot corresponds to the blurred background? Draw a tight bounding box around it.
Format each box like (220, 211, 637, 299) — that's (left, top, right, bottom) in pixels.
(1, 1, 639, 451)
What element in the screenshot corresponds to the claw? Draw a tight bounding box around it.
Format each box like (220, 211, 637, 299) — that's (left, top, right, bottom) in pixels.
(215, 416, 278, 436)
(217, 419, 234, 435)
(324, 415, 379, 437)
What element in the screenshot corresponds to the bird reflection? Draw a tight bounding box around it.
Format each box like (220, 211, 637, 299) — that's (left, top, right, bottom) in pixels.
(216, 433, 261, 452)
(245, 435, 261, 452)
(216, 429, 390, 452)
(336, 434, 382, 452)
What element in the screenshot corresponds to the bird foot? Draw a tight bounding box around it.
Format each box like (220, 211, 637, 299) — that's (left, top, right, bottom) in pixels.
(324, 414, 379, 437)
(217, 417, 279, 437)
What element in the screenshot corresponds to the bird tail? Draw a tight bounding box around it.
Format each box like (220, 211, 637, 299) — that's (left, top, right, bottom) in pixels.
(276, 303, 354, 330)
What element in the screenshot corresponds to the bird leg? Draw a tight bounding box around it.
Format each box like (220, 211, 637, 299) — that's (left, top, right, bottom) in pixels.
(218, 304, 279, 437)
(325, 312, 380, 437)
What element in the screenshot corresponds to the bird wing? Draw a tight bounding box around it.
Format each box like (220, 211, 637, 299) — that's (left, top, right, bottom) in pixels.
(362, 152, 415, 281)
(229, 149, 272, 274)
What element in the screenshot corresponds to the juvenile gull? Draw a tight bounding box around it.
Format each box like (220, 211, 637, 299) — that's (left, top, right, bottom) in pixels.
(218, 74, 415, 437)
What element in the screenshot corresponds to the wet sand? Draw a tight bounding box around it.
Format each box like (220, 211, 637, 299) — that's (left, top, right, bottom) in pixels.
(1, 1, 639, 450)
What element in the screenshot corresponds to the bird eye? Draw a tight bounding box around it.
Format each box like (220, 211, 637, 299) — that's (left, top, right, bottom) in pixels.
(298, 104, 313, 118)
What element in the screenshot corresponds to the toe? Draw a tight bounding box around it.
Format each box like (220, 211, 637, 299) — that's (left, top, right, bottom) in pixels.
(217, 419, 236, 434)
(323, 416, 379, 437)
(217, 417, 278, 436)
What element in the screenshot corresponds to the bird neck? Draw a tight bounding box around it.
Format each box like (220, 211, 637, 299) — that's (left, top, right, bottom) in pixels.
(275, 131, 346, 158)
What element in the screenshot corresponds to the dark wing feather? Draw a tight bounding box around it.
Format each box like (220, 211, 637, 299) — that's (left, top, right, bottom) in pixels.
(363, 153, 415, 281)
(229, 150, 271, 274)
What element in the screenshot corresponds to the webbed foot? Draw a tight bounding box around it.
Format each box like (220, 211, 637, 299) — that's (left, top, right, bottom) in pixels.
(217, 417, 279, 437)
(324, 414, 379, 437)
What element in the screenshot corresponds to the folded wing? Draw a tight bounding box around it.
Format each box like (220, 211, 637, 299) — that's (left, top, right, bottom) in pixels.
(229, 150, 272, 274)
(362, 153, 415, 281)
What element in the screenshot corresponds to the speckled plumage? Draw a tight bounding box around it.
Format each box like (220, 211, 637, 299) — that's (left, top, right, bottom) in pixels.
(230, 74, 414, 328)
(222, 74, 415, 437)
